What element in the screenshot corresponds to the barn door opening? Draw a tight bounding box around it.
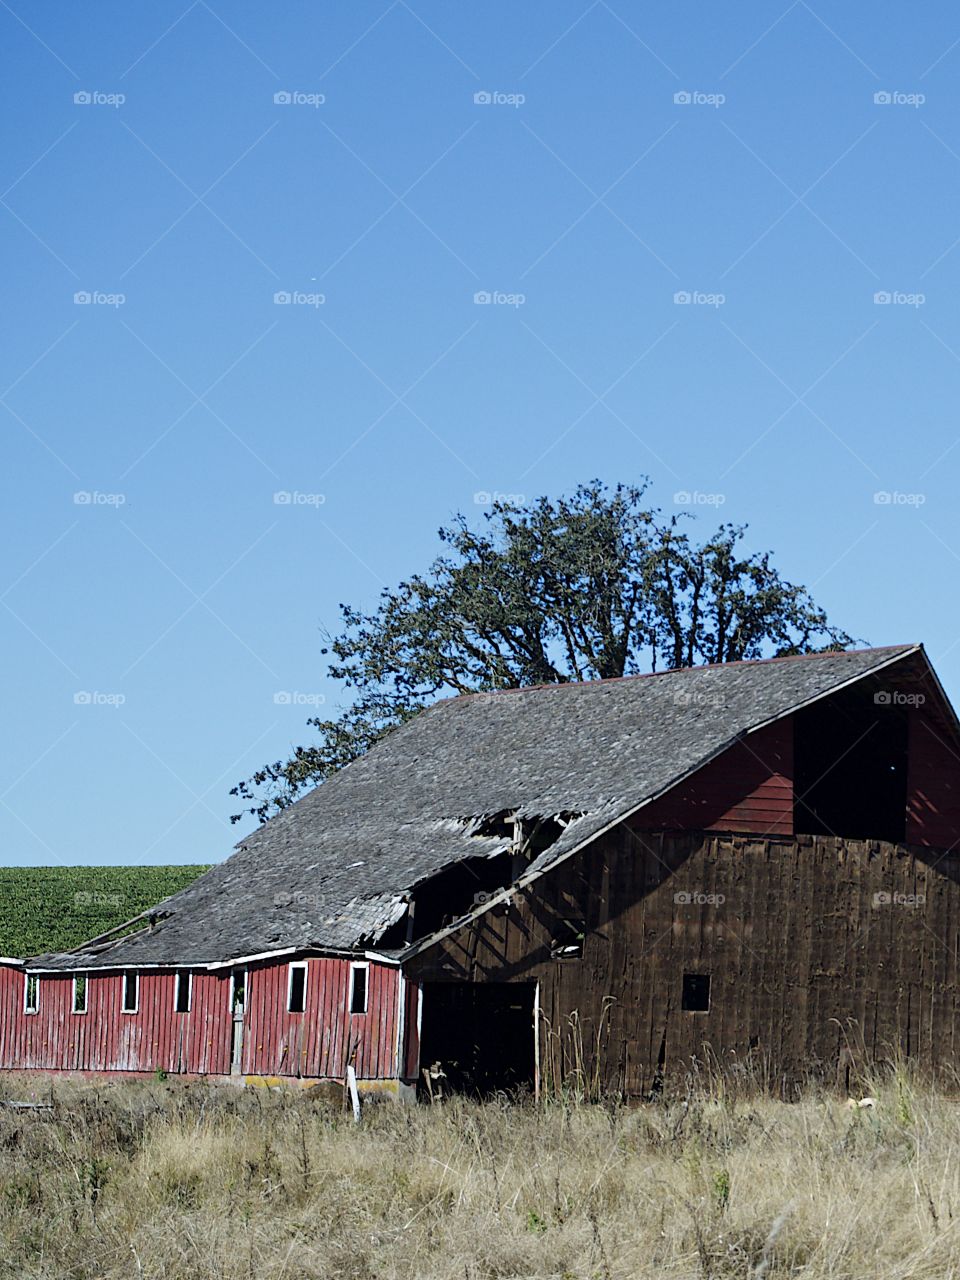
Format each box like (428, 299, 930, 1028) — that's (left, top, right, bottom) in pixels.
(794, 683, 908, 842)
(418, 982, 536, 1096)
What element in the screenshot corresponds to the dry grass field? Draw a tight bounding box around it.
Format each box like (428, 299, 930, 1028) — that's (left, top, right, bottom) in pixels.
(1, 1068, 959, 1279)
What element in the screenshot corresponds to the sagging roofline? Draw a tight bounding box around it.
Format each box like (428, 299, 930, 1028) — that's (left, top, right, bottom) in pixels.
(401, 643, 938, 962)
(20, 643, 945, 976)
(22, 946, 402, 975)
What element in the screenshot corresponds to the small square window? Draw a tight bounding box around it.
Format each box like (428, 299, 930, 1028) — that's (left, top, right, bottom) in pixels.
(24, 974, 39, 1014)
(287, 963, 307, 1013)
(682, 973, 710, 1012)
(551, 919, 585, 959)
(349, 964, 368, 1014)
(122, 972, 139, 1013)
(174, 972, 191, 1014)
(73, 974, 87, 1014)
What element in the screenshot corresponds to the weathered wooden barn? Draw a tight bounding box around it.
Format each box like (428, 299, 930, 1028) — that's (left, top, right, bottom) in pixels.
(3, 643, 960, 1096)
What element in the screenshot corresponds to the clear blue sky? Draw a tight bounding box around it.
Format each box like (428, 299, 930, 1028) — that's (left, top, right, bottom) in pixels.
(3, 1, 959, 867)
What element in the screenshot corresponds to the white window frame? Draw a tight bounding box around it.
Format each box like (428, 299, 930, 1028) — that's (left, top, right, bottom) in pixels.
(121, 971, 139, 1014)
(231, 967, 247, 1017)
(287, 961, 308, 1013)
(348, 961, 369, 1015)
(23, 973, 39, 1015)
(174, 971, 192, 1014)
(72, 973, 88, 1015)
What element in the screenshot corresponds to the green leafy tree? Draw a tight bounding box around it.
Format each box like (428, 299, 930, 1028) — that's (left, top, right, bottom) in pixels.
(231, 480, 854, 823)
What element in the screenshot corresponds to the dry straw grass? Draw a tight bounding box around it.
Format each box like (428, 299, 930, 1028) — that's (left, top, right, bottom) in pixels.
(1, 1065, 960, 1278)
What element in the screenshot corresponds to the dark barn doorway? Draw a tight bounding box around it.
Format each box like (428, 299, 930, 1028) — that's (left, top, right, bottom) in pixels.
(793, 683, 908, 843)
(418, 982, 536, 1096)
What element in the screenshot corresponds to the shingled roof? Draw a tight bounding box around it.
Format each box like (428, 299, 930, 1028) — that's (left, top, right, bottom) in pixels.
(32, 644, 925, 971)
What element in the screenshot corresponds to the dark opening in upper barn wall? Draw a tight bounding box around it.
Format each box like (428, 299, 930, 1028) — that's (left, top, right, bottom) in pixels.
(378, 813, 583, 948)
(793, 683, 908, 842)
(400, 853, 516, 942)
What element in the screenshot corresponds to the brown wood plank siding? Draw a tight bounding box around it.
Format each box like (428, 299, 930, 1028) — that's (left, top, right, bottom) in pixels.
(633, 719, 793, 836)
(408, 827, 960, 1094)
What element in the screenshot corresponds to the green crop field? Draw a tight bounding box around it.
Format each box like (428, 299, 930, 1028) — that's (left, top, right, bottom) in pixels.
(0, 866, 210, 959)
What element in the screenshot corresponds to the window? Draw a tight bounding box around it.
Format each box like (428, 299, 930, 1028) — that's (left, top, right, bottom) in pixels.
(72, 974, 87, 1014)
(122, 972, 139, 1013)
(231, 969, 246, 1016)
(23, 974, 39, 1014)
(287, 962, 307, 1013)
(349, 963, 368, 1014)
(174, 972, 191, 1014)
(551, 919, 586, 959)
(682, 973, 711, 1012)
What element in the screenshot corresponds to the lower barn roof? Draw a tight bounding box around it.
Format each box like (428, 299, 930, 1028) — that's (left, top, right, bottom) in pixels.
(32, 644, 922, 970)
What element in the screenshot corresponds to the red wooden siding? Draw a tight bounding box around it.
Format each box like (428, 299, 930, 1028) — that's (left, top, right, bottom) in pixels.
(633, 718, 794, 836)
(242, 958, 401, 1079)
(0, 958, 401, 1080)
(907, 709, 960, 848)
(0, 966, 232, 1075)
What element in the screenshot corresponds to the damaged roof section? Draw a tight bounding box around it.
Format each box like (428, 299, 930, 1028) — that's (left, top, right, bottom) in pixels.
(32, 645, 924, 970)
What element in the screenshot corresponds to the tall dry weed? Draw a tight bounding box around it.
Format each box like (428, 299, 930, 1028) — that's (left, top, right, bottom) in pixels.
(0, 1067, 959, 1278)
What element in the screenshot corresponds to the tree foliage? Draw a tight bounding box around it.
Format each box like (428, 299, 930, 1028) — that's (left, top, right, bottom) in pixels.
(231, 480, 855, 823)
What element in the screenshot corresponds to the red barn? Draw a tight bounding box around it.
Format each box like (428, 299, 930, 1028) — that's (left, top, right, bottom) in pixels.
(4, 643, 960, 1096)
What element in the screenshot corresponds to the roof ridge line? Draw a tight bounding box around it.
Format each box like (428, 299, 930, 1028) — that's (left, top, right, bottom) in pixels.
(441, 643, 920, 704)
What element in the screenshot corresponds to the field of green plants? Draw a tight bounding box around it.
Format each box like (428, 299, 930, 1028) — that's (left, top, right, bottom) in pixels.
(0, 866, 210, 958)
